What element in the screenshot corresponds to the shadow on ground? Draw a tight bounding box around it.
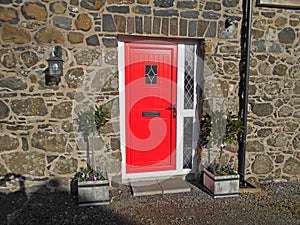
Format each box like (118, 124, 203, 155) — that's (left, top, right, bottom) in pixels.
(1, 174, 299, 225)
(0, 174, 134, 225)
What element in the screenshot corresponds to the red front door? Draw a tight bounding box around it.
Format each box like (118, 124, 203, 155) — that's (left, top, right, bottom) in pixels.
(125, 43, 177, 173)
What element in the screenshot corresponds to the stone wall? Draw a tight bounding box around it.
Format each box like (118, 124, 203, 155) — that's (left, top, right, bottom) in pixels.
(0, 0, 122, 190)
(246, 6, 300, 183)
(0, 0, 298, 191)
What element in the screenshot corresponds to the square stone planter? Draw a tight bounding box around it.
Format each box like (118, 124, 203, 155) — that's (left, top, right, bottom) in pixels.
(78, 180, 110, 206)
(203, 168, 240, 198)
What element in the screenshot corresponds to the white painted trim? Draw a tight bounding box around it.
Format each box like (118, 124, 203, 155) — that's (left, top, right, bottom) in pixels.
(118, 41, 127, 180)
(122, 169, 190, 183)
(118, 41, 198, 182)
(178, 43, 200, 173)
(192, 44, 200, 173)
(182, 110, 195, 117)
(176, 44, 185, 171)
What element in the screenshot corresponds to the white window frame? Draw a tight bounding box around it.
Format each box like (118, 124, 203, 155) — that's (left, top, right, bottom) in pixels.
(118, 41, 199, 183)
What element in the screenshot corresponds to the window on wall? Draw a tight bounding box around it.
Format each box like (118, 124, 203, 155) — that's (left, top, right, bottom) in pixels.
(145, 65, 158, 84)
(181, 44, 198, 170)
(183, 117, 194, 169)
(184, 45, 195, 109)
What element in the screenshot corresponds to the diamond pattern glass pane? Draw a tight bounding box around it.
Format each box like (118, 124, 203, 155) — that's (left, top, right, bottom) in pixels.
(183, 117, 193, 169)
(184, 45, 195, 109)
(145, 65, 157, 84)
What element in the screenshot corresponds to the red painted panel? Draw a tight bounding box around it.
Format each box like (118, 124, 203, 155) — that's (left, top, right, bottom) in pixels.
(125, 43, 177, 173)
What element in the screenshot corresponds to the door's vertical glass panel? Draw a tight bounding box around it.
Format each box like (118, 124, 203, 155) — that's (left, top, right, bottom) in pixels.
(183, 117, 193, 169)
(184, 45, 195, 109)
(145, 65, 157, 84)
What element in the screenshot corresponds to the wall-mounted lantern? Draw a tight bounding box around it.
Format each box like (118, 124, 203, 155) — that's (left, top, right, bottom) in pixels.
(45, 46, 63, 85)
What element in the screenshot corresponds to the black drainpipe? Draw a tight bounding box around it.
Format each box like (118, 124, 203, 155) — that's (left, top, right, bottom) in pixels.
(239, 0, 253, 184)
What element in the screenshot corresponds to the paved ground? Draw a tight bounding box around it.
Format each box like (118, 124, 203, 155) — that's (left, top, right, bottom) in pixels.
(0, 181, 299, 225)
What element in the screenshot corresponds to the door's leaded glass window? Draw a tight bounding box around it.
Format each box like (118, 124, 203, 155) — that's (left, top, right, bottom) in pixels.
(145, 65, 157, 84)
(184, 45, 195, 109)
(183, 117, 193, 169)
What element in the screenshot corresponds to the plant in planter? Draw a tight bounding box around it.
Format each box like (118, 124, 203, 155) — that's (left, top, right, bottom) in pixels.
(75, 105, 110, 206)
(75, 167, 109, 206)
(200, 111, 243, 198)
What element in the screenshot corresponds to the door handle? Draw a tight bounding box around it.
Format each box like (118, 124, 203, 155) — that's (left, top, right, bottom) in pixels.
(166, 104, 176, 118)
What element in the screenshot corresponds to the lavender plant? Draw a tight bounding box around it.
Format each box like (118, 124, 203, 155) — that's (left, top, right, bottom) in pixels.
(75, 167, 106, 182)
(206, 162, 238, 176)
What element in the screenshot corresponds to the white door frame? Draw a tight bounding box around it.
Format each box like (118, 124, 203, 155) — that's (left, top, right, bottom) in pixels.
(118, 41, 198, 183)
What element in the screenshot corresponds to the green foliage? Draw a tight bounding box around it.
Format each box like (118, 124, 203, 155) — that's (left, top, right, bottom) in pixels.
(225, 111, 244, 143)
(200, 111, 244, 147)
(77, 105, 110, 136)
(201, 111, 243, 175)
(94, 105, 109, 130)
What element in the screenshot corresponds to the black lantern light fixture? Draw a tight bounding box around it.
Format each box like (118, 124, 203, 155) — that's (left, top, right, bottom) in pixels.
(45, 46, 63, 85)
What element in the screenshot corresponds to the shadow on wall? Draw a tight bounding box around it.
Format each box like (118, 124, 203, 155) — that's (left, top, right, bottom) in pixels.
(0, 173, 133, 225)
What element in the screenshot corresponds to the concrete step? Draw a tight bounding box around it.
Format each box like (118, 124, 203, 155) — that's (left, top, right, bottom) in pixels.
(130, 178, 191, 197)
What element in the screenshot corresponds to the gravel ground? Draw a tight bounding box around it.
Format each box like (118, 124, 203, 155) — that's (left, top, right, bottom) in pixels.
(0, 181, 299, 225)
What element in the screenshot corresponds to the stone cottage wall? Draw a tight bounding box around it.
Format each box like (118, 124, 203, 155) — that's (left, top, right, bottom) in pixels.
(0, 0, 244, 190)
(246, 6, 300, 183)
(0, 0, 298, 191)
(0, 0, 122, 190)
